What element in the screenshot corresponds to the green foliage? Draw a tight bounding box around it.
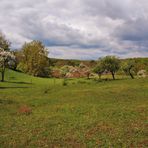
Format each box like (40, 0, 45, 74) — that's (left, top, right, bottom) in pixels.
(122, 60, 135, 79)
(101, 56, 120, 79)
(0, 32, 10, 51)
(122, 58, 148, 73)
(133, 58, 148, 73)
(93, 62, 104, 79)
(60, 65, 69, 77)
(17, 62, 28, 73)
(51, 59, 80, 67)
(12, 50, 24, 70)
(20, 40, 50, 77)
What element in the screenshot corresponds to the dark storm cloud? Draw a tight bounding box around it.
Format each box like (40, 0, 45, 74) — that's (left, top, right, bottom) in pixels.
(0, 0, 148, 59)
(115, 18, 148, 41)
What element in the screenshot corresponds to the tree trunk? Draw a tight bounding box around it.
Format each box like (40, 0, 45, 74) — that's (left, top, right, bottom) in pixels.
(87, 73, 90, 79)
(111, 72, 115, 80)
(1, 66, 5, 82)
(129, 71, 134, 79)
(98, 73, 101, 80)
(1, 71, 5, 82)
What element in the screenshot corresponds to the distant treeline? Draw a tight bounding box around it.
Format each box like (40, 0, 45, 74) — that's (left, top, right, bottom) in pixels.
(49, 57, 148, 70)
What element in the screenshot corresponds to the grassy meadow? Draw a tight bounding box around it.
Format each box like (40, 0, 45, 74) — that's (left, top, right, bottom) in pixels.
(0, 69, 148, 147)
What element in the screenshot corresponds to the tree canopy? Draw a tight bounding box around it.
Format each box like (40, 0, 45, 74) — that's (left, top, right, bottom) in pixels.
(122, 60, 135, 79)
(93, 62, 104, 79)
(0, 32, 11, 51)
(20, 40, 50, 77)
(101, 56, 120, 80)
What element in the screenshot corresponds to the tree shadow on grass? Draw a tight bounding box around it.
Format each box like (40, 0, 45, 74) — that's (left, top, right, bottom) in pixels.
(0, 99, 17, 104)
(92, 78, 131, 84)
(5, 81, 33, 85)
(0, 86, 29, 89)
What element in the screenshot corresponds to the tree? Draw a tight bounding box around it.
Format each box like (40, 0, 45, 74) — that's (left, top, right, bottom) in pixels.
(21, 40, 50, 77)
(101, 56, 120, 80)
(0, 33, 13, 82)
(0, 48, 15, 82)
(93, 62, 104, 80)
(12, 50, 24, 70)
(122, 60, 135, 79)
(0, 32, 11, 51)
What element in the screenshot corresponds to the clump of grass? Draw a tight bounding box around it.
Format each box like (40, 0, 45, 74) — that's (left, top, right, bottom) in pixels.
(43, 85, 52, 94)
(44, 87, 50, 94)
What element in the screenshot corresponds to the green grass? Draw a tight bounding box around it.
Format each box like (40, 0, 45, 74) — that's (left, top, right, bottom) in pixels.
(0, 69, 148, 147)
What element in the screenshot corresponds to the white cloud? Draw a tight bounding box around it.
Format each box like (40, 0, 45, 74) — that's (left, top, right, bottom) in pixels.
(0, 0, 148, 59)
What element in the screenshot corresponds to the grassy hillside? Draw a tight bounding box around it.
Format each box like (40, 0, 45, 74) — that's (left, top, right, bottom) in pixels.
(0, 69, 148, 147)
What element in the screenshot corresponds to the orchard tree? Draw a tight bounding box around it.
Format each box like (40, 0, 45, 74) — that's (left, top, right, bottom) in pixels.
(93, 62, 104, 80)
(0, 48, 15, 82)
(0, 32, 14, 82)
(101, 56, 120, 80)
(21, 40, 50, 77)
(122, 60, 135, 79)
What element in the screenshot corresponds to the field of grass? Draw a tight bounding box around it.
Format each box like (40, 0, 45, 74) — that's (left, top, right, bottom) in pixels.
(0, 69, 148, 147)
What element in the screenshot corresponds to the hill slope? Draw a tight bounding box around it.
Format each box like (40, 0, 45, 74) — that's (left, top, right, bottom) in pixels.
(0, 70, 148, 147)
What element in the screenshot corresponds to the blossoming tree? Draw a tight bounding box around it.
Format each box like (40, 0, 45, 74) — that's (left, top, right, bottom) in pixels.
(0, 48, 15, 82)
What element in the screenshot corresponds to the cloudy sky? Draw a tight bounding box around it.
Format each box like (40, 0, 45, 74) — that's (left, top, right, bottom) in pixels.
(0, 0, 148, 59)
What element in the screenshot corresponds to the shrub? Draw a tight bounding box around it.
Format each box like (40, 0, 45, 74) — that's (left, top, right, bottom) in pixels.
(60, 65, 69, 78)
(137, 70, 147, 78)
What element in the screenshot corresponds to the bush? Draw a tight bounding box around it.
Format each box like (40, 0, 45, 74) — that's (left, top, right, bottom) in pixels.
(137, 70, 147, 78)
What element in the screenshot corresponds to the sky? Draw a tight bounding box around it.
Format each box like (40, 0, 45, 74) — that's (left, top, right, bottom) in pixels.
(0, 0, 148, 60)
